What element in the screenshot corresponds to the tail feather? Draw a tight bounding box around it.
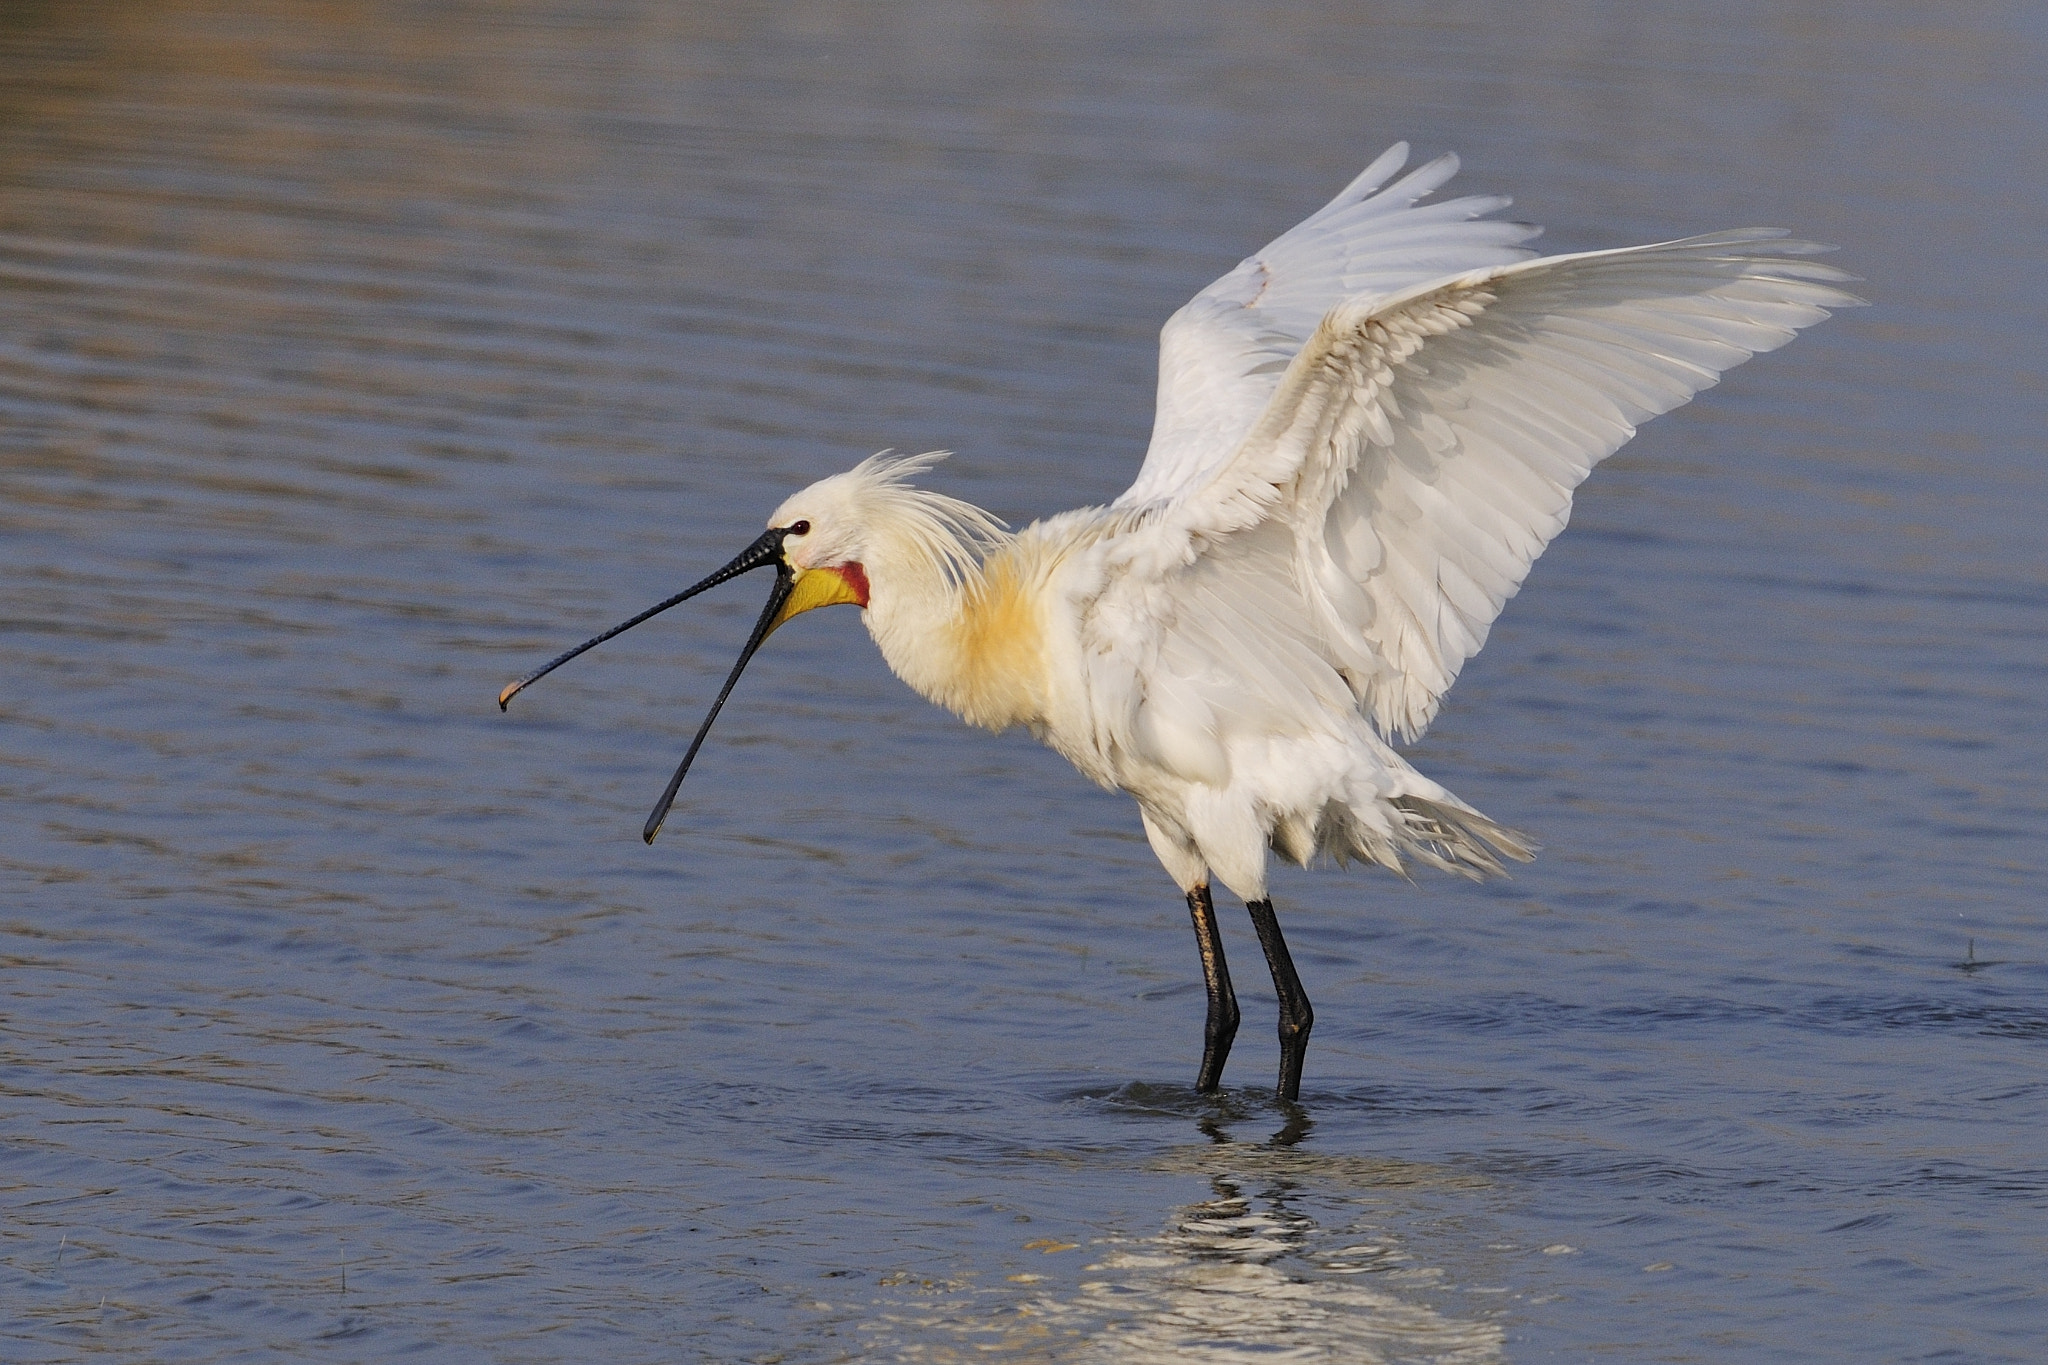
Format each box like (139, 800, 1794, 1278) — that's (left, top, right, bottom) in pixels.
(1386, 794, 1536, 879)
(1265, 774, 1537, 883)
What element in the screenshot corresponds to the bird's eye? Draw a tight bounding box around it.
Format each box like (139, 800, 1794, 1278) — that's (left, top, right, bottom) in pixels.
(787, 520, 811, 536)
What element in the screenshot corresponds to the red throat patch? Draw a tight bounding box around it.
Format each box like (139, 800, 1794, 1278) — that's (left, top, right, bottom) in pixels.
(834, 561, 871, 607)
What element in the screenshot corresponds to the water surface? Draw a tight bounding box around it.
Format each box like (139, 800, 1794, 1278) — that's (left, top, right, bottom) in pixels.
(2, 2, 2044, 1360)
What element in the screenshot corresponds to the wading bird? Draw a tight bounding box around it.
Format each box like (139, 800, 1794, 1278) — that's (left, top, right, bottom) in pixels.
(500, 144, 1857, 1100)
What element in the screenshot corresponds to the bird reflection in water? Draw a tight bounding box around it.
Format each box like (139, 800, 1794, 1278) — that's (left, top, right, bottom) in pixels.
(861, 1106, 1504, 1362)
(1072, 1113, 1502, 1364)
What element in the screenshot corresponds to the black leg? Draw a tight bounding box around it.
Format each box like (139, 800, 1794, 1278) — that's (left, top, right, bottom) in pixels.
(1186, 885, 1240, 1092)
(1246, 898, 1314, 1102)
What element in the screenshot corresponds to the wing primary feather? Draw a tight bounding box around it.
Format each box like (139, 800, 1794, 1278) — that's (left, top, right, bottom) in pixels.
(1308, 142, 1412, 216)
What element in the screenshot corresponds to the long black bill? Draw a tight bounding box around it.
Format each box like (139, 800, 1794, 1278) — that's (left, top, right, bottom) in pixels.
(640, 561, 795, 844)
(497, 526, 788, 712)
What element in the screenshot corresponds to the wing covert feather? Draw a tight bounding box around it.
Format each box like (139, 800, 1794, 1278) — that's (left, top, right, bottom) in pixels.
(1137, 227, 1861, 742)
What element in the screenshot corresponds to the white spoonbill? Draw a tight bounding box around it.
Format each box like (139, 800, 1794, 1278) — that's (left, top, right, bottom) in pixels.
(500, 143, 1859, 1101)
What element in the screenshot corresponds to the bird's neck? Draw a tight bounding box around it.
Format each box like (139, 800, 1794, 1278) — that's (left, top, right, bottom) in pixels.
(863, 539, 1050, 733)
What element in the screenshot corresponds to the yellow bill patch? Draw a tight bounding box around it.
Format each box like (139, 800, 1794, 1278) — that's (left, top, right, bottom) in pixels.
(769, 563, 868, 633)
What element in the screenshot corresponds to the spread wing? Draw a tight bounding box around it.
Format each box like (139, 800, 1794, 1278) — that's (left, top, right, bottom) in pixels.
(1120, 143, 1542, 508)
(1118, 220, 1862, 742)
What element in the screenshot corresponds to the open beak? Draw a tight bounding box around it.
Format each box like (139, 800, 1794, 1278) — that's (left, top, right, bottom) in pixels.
(496, 526, 795, 844)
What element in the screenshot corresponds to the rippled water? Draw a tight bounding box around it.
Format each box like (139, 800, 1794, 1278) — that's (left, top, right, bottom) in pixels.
(3, 2, 2044, 1360)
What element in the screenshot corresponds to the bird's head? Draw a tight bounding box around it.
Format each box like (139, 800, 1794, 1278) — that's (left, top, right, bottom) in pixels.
(759, 466, 880, 630)
(496, 451, 1003, 842)
(764, 450, 1004, 620)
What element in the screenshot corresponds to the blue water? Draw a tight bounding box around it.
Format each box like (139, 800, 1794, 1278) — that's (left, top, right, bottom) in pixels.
(2, 2, 2044, 1360)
